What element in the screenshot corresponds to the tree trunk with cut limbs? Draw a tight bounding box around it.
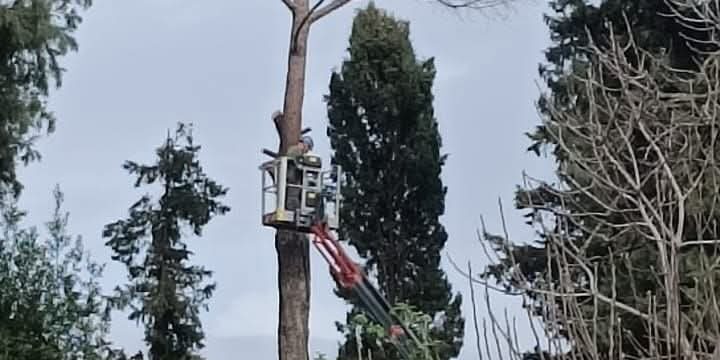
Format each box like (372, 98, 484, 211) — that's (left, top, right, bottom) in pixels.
(273, 1, 513, 359)
(274, 2, 352, 360)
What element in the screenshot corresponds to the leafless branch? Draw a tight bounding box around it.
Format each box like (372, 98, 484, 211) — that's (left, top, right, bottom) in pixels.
(310, 0, 353, 24)
(281, 0, 296, 11)
(463, 2, 720, 359)
(290, 0, 329, 54)
(432, 0, 513, 9)
(467, 262, 484, 360)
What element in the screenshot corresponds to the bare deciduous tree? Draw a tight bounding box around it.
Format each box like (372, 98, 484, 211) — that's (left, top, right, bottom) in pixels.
(432, 0, 513, 9)
(451, 1, 720, 359)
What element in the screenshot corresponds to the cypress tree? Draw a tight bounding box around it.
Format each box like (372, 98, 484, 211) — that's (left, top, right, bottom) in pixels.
(103, 123, 230, 360)
(326, 4, 463, 359)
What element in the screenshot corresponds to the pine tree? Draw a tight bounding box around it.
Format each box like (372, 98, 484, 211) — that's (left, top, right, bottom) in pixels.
(326, 4, 463, 359)
(103, 123, 230, 360)
(0, 0, 92, 197)
(0, 186, 112, 360)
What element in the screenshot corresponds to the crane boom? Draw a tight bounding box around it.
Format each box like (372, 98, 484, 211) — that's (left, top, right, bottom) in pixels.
(309, 222, 423, 359)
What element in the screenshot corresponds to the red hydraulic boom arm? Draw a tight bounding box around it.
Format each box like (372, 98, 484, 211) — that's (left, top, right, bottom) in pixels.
(309, 221, 422, 359)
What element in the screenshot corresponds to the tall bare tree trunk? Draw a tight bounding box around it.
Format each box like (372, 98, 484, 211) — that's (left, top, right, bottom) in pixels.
(271, 2, 494, 358)
(277, 4, 312, 360)
(278, 13, 310, 154)
(276, 231, 310, 360)
(274, 1, 358, 359)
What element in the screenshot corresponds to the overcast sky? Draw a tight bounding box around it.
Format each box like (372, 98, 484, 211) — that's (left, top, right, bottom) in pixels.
(15, 1, 555, 359)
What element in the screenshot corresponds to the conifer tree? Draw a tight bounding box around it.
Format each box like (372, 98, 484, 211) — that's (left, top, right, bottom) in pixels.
(103, 123, 230, 360)
(0, 186, 112, 360)
(0, 0, 92, 197)
(326, 4, 463, 359)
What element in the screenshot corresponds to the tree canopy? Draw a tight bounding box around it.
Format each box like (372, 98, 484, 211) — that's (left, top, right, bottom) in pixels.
(0, 0, 91, 197)
(0, 187, 112, 360)
(326, 4, 463, 359)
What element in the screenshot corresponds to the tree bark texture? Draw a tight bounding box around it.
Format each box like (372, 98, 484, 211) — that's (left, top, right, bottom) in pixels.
(279, 12, 310, 154)
(277, 6, 312, 360)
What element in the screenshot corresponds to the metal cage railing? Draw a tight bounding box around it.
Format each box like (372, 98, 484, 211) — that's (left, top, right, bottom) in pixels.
(259, 154, 341, 233)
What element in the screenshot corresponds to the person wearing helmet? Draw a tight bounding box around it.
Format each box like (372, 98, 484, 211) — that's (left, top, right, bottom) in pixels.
(287, 135, 314, 157)
(285, 135, 314, 212)
(265, 135, 314, 180)
(302, 135, 314, 151)
(270, 110, 314, 158)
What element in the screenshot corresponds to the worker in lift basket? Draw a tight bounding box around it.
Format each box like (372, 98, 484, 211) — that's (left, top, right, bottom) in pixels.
(271, 110, 314, 158)
(266, 135, 314, 182)
(289, 135, 314, 157)
(284, 135, 314, 211)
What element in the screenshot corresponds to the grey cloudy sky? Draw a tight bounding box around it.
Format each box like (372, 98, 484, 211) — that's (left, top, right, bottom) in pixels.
(16, 0, 555, 359)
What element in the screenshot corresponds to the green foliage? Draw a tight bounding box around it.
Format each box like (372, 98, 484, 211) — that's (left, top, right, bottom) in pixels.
(326, 3, 463, 360)
(103, 123, 230, 360)
(343, 303, 445, 360)
(0, 186, 112, 360)
(0, 0, 91, 197)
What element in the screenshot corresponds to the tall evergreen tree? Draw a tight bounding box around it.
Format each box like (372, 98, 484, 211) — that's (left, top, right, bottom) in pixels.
(0, 0, 91, 197)
(103, 123, 230, 360)
(479, 1, 717, 358)
(0, 186, 112, 360)
(326, 4, 463, 359)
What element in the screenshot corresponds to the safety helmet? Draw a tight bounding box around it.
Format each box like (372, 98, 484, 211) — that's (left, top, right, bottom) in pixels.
(301, 135, 314, 150)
